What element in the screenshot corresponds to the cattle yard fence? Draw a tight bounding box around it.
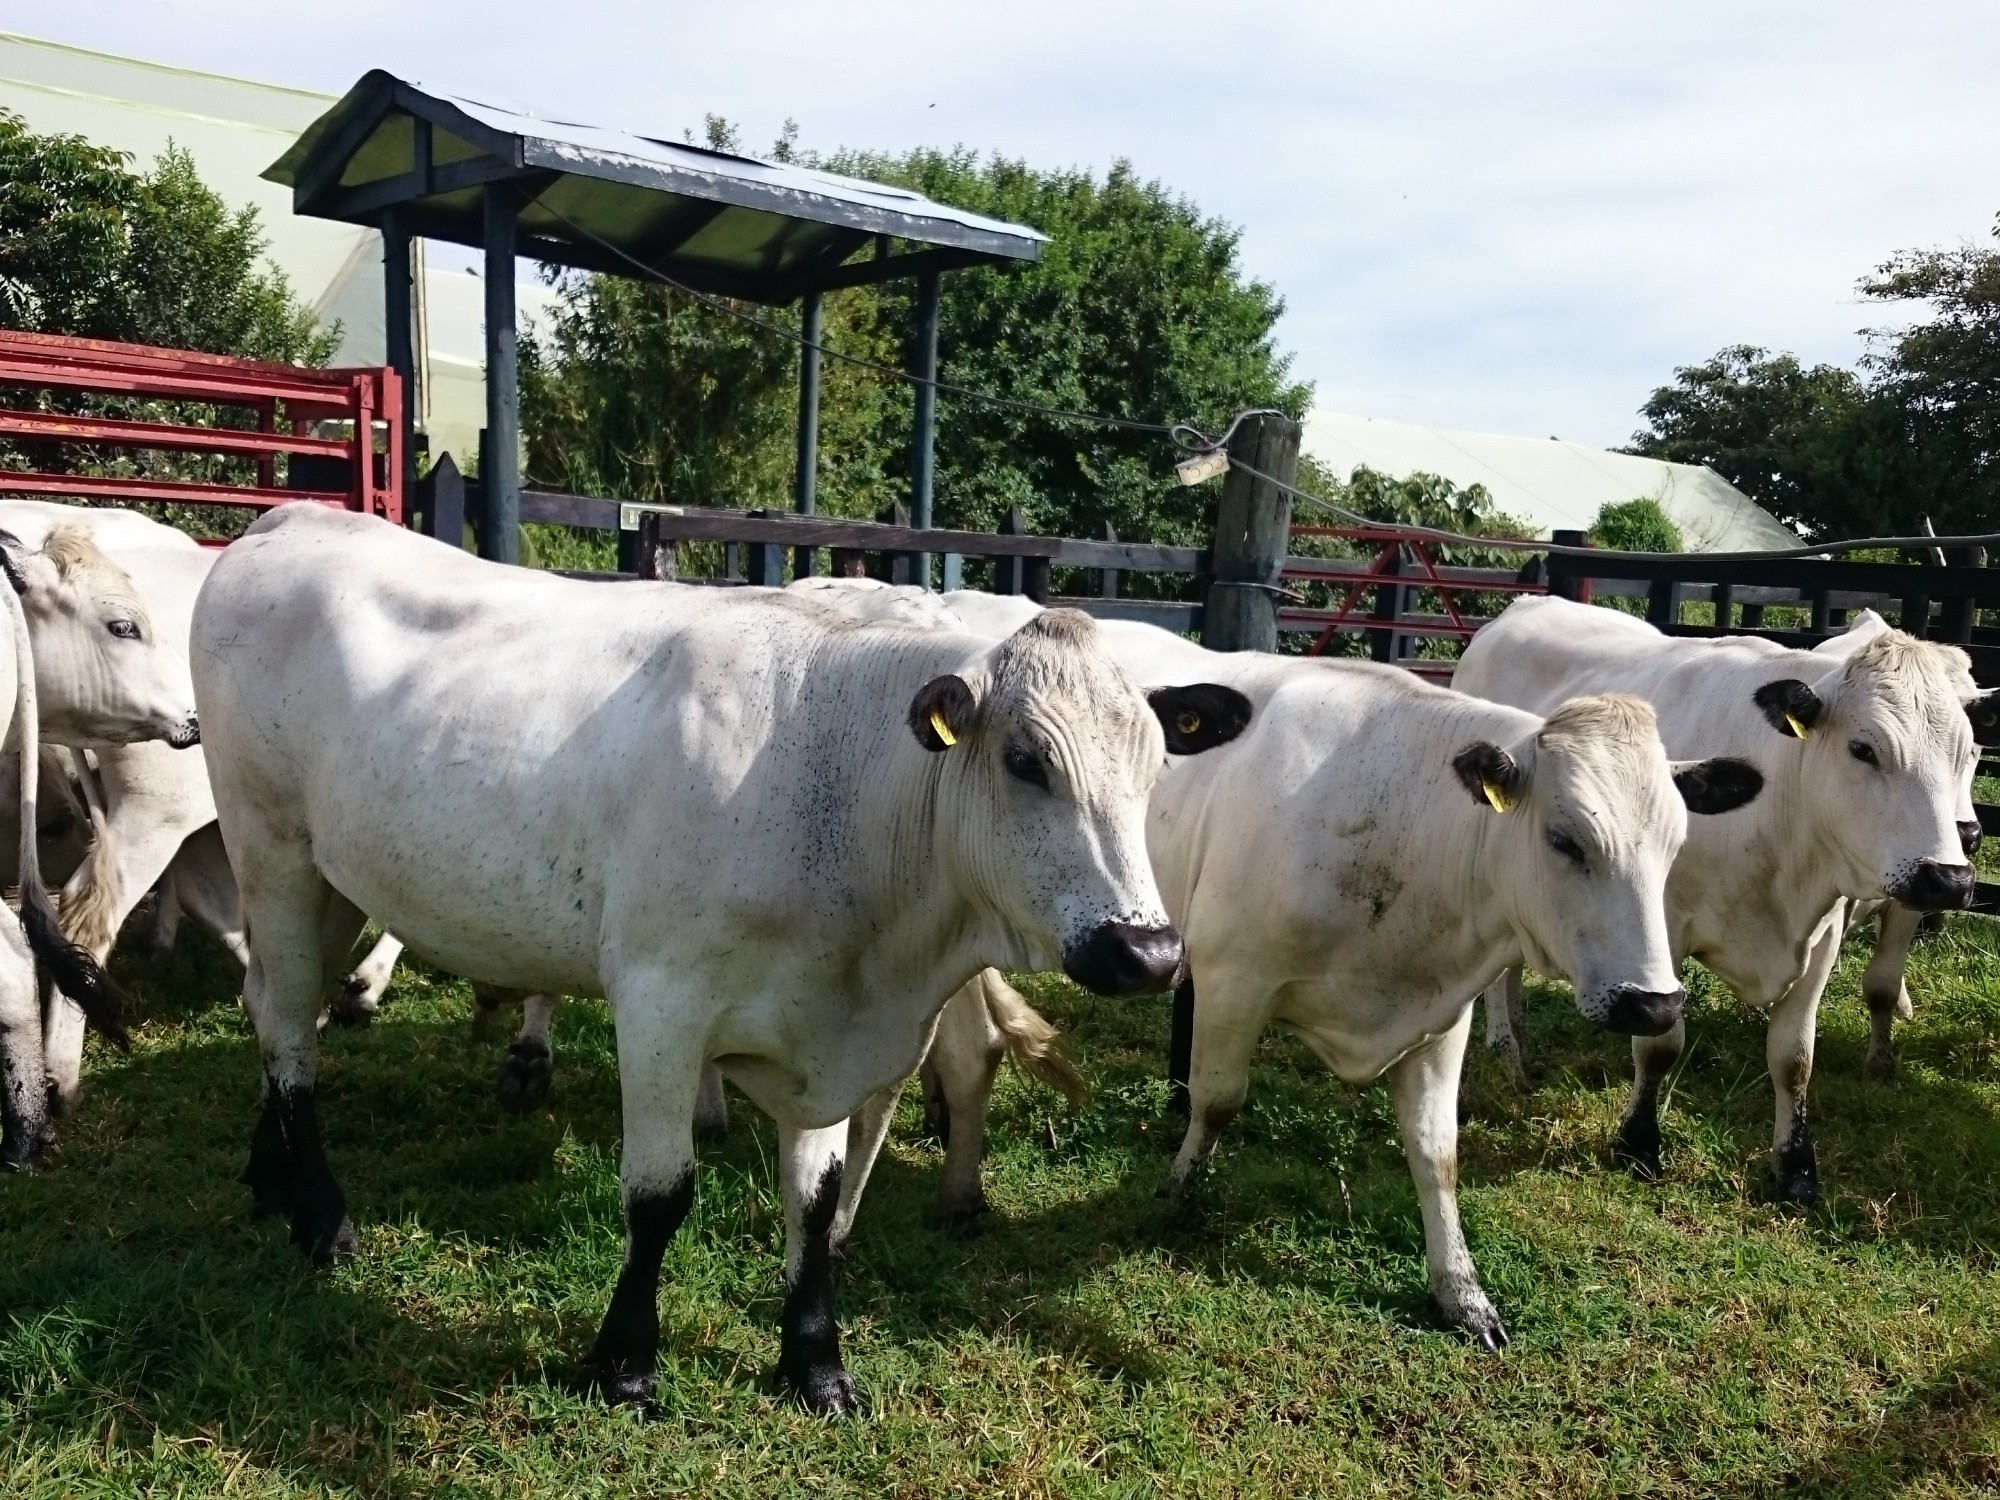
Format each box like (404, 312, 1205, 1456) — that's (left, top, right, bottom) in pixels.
(0, 330, 404, 526)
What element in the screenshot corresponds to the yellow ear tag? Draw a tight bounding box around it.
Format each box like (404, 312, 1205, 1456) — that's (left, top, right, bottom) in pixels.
(1176, 710, 1202, 736)
(1481, 778, 1514, 813)
(929, 709, 957, 748)
(1785, 712, 1810, 740)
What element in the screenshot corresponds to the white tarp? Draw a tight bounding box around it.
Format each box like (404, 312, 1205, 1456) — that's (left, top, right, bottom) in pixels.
(1304, 409, 1799, 552)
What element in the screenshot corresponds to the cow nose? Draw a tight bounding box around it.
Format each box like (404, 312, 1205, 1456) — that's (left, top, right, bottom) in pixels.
(167, 715, 200, 749)
(1895, 859, 1976, 911)
(1958, 820, 1984, 857)
(1599, 984, 1685, 1037)
(1063, 922, 1183, 997)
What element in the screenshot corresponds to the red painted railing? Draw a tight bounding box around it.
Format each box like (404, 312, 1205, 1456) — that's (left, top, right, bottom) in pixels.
(0, 331, 402, 524)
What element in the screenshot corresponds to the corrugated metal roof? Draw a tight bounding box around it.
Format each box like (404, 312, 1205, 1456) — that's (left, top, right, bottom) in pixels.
(265, 72, 1044, 303)
(1304, 410, 1801, 553)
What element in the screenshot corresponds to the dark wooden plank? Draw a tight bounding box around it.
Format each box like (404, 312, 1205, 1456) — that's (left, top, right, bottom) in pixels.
(520, 489, 621, 529)
(1054, 598, 1203, 633)
(1547, 551, 2000, 603)
(642, 506, 1065, 558)
(1053, 537, 1208, 573)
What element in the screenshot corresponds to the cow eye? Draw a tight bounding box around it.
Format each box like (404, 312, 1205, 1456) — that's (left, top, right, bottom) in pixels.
(106, 618, 140, 640)
(1849, 740, 1878, 766)
(1546, 829, 1586, 867)
(1003, 745, 1049, 790)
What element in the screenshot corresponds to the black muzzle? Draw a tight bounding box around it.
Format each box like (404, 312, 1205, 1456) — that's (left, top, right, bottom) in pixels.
(1064, 922, 1183, 997)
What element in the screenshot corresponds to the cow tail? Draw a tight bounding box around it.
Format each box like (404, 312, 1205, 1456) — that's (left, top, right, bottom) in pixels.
(2, 578, 129, 1051)
(979, 970, 1087, 1106)
(55, 747, 123, 961)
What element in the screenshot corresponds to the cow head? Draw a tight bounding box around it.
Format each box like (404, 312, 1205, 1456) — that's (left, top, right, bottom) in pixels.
(1761, 629, 1980, 910)
(1460, 693, 1762, 1035)
(0, 527, 199, 748)
(910, 608, 1251, 997)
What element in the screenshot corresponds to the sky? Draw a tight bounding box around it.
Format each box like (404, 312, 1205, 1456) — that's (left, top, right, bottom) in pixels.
(7, 0, 1999, 449)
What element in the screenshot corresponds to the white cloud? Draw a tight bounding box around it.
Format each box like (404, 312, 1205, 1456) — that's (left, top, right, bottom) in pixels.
(9, 0, 1999, 445)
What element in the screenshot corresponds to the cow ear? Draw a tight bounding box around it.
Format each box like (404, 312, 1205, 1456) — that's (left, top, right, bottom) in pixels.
(1966, 691, 2000, 748)
(1753, 679, 1824, 739)
(1672, 756, 1764, 815)
(1452, 741, 1526, 812)
(909, 674, 977, 752)
(0, 530, 26, 597)
(1148, 683, 1253, 755)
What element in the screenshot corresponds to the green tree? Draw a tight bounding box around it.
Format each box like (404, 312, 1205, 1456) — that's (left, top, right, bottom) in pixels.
(0, 112, 329, 362)
(1591, 496, 1682, 553)
(521, 130, 1310, 559)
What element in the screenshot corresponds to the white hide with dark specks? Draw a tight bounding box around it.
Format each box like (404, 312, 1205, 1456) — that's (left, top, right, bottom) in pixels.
(192, 503, 1176, 1136)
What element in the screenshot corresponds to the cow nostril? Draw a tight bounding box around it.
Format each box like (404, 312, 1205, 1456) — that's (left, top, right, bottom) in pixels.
(1063, 922, 1183, 998)
(1898, 859, 1976, 911)
(1958, 820, 1984, 857)
(1597, 984, 1684, 1037)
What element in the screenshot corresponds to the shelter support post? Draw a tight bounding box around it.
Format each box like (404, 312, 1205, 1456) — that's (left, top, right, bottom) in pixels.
(908, 267, 941, 588)
(793, 290, 823, 580)
(481, 186, 520, 565)
(381, 205, 419, 513)
(1201, 412, 1300, 652)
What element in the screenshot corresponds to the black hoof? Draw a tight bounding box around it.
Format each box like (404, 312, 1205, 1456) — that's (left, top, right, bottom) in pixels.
(1611, 1118, 1663, 1182)
(327, 981, 379, 1029)
(786, 1360, 862, 1417)
(497, 1040, 553, 1114)
(1773, 1149, 1820, 1206)
(937, 1196, 990, 1236)
(593, 1363, 658, 1408)
(1452, 1305, 1510, 1352)
(1, 1132, 41, 1171)
(294, 1210, 359, 1266)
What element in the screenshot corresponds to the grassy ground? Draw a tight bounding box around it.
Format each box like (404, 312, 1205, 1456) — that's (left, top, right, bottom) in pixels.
(3, 916, 1999, 1498)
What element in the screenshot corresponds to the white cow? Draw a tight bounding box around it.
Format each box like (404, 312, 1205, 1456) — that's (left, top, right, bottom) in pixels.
(802, 583, 1761, 1349)
(191, 503, 1251, 1414)
(0, 530, 178, 1165)
(1456, 597, 1980, 1203)
(0, 503, 219, 1115)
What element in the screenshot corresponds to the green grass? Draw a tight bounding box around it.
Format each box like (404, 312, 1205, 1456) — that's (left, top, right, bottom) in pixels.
(4, 918, 2000, 1497)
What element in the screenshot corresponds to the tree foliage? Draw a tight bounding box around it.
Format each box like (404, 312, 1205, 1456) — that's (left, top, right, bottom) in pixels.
(1591, 496, 1682, 553)
(0, 112, 330, 363)
(521, 127, 1310, 552)
(1628, 216, 2000, 540)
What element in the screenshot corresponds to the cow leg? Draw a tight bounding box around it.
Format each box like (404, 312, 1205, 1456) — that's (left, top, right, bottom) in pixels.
(45, 793, 206, 1114)
(1389, 1002, 1504, 1350)
(1162, 983, 1268, 1200)
(1481, 966, 1530, 1091)
(777, 1121, 860, 1416)
(693, 1062, 730, 1141)
(497, 992, 557, 1113)
(1612, 1019, 1684, 1180)
(926, 979, 1007, 1230)
(587, 999, 702, 1407)
(332, 932, 404, 1027)
(0, 910, 47, 1168)
(162, 824, 248, 969)
(1767, 922, 1840, 1206)
(829, 1080, 904, 1253)
(239, 868, 367, 1264)
(146, 870, 184, 961)
(1862, 903, 1922, 1083)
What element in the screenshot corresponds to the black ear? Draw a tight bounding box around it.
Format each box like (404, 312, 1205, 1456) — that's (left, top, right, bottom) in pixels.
(1967, 692, 2000, 748)
(1753, 679, 1825, 739)
(1452, 741, 1526, 812)
(1149, 683, 1253, 755)
(0, 530, 25, 597)
(909, 674, 977, 752)
(1672, 757, 1764, 815)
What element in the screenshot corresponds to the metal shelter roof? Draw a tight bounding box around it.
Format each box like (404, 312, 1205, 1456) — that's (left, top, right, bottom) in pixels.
(264, 71, 1046, 305)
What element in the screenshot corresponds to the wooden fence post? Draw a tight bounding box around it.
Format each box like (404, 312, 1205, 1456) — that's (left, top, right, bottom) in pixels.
(636, 512, 674, 580)
(1201, 412, 1300, 653)
(996, 505, 1025, 595)
(419, 452, 464, 549)
(1546, 529, 1593, 603)
(1942, 546, 1987, 645)
(1100, 521, 1121, 599)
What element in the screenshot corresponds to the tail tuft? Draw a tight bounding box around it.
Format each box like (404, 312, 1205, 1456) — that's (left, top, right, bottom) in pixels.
(980, 971, 1089, 1106)
(23, 894, 129, 1051)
